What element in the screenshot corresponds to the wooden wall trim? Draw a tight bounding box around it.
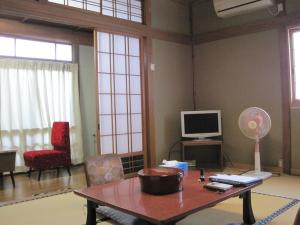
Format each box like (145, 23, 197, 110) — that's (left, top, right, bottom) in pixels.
(279, 26, 292, 174)
(151, 28, 191, 45)
(0, 18, 93, 45)
(194, 11, 300, 45)
(143, 0, 157, 167)
(0, 0, 147, 35)
(0, 0, 191, 45)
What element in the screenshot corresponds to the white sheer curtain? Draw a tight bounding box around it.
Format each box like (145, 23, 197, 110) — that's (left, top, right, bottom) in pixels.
(0, 58, 84, 171)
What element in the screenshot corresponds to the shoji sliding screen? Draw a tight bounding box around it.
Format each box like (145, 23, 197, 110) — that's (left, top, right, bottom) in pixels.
(96, 31, 146, 173)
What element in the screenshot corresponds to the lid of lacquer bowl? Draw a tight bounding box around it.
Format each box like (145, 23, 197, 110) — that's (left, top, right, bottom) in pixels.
(138, 167, 183, 177)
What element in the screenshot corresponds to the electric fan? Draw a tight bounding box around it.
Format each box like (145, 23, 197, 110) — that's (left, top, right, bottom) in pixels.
(238, 107, 272, 179)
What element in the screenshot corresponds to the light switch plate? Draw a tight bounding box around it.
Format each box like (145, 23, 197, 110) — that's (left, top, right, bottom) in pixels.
(150, 63, 155, 71)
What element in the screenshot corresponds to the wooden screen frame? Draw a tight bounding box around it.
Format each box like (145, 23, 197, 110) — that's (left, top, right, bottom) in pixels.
(47, 0, 144, 24)
(94, 29, 149, 168)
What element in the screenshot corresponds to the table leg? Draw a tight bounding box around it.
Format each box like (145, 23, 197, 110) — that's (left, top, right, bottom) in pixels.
(242, 191, 255, 224)
(9, 171, 15, 188)
(86, 200, 96, 225)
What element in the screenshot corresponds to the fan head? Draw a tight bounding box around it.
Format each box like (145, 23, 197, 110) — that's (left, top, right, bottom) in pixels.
(238, 107, 271, 140)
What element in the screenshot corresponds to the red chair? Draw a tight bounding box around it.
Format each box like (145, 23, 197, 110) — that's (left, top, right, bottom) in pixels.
(23, 122, 71, 181)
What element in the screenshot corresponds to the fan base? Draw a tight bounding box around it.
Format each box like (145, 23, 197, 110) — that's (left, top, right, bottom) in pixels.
(242, 171, 272, 180)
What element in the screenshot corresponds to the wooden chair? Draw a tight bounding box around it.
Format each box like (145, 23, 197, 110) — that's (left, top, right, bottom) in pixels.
(23, 122, 71, 181)
(84, 154, 149, 225)
(0, 150, 16, 187)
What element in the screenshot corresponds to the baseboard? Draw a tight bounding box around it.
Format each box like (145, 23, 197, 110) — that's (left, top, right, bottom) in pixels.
(291, 168, 300, 176)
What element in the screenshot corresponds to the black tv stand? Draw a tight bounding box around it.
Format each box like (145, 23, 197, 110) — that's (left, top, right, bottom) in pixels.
(181, 139, 223, 170)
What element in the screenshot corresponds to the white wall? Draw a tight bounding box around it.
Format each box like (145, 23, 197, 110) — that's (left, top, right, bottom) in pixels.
(152, 40, 194, 163)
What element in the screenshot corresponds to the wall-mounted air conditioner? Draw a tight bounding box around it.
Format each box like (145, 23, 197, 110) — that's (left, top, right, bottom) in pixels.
(213, 0, 275, 18)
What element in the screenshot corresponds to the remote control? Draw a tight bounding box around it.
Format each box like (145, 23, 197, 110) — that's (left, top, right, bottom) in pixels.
(204, 182, 233, 191)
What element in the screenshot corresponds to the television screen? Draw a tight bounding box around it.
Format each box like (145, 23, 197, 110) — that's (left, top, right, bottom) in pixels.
(181, 110, 221, 138)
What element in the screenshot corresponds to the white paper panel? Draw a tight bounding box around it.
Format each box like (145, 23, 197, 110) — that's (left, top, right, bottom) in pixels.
(115, 75, 127, 94)
(130, 95, 141, 113)
(114, 35, 125, 54)
(100, 115, 113, 135)
(129, 57, 140, 75)
(131, 0, 141, 7)
(100, 94, 112, 114)
(130, 76, 141, 94)
(98, 74, 111, 94)
(102, 0, 113, 16)
(131, 114, 142, 133)
(48, 0, 64, 4)
(101, 136, 114, 154)
(98, 33, 110, 53)
(131, 16, 142, 23)
(129, 38, 139, 56)
(116, 134, 128, 154)
(116, 0, 128, 19)
(132, 133, 142, 152)
(87, 0, 100, 12)
(116, 115, 128, 134)
(98, 53, 111, 73)
(114, 55, 126, 74)
(68, 0, 83, 8)
(115, 95, 127, 114)
(0, 37, 15, 56)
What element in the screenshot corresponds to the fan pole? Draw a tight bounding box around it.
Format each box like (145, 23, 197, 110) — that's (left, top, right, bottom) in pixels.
(254, 138, 261, 172)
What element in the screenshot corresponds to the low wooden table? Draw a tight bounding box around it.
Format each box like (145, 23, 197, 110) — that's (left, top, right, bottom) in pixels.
(74, 170, 262, 225)
(0, 149, 17, 187)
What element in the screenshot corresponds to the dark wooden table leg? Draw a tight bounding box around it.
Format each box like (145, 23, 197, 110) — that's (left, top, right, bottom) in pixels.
(242, 190, 255, 224)
(9, 171, 15, 187)
(86, 200, 96, 225)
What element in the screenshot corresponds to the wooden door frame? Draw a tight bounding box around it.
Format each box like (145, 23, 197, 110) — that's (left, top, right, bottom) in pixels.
(279, 26, 292, 174)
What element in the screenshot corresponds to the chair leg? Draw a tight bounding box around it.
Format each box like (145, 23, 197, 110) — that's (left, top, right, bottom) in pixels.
(66, 167, 71, 176)
(57, 167, 60, 177)
(38, 170, 42, 181)
(28, 168, 32, 177)
(10, 171, 15, 188)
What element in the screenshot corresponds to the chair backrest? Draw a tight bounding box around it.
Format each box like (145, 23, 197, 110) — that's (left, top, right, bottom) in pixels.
(84, 154, 124, 187)
(51, 122, 71, 164)
(294, 207, 300, 225)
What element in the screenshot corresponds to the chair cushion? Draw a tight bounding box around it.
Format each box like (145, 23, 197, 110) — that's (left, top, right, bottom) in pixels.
(51, 122, 69, 147)
(23, 150, 67, 169)
(96, 206, 149, 225)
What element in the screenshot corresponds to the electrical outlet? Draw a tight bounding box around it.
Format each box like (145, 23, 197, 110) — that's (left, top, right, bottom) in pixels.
(150, 63, 155, 71)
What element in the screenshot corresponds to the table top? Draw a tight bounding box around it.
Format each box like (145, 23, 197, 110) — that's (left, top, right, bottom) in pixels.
(74, 170, 262, 225)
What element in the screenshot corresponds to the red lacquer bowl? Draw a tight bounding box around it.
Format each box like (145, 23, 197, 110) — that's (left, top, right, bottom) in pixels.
(137, 167, 184, 195)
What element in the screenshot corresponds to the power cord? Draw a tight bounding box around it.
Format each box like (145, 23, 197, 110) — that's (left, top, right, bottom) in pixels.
(168, 139, 182, 160)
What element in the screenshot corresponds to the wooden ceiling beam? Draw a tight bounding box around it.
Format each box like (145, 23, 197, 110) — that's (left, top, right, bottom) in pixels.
(0, 0, 191, 45)
(0, 18, 93, 45)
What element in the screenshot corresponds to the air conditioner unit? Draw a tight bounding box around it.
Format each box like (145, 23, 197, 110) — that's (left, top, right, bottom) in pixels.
(213, 0, 275, 18)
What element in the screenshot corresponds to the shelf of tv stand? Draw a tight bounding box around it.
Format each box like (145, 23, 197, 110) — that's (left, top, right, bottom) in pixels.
(181, 139, 223, 170)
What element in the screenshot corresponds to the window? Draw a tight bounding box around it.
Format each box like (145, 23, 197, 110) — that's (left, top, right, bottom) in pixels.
(290, 29, 300, 106)
(48, 0, 143, 23)
(0, 36, 72, 61)
(0, 59, 83, 169)
(96, 31, 145, 173)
